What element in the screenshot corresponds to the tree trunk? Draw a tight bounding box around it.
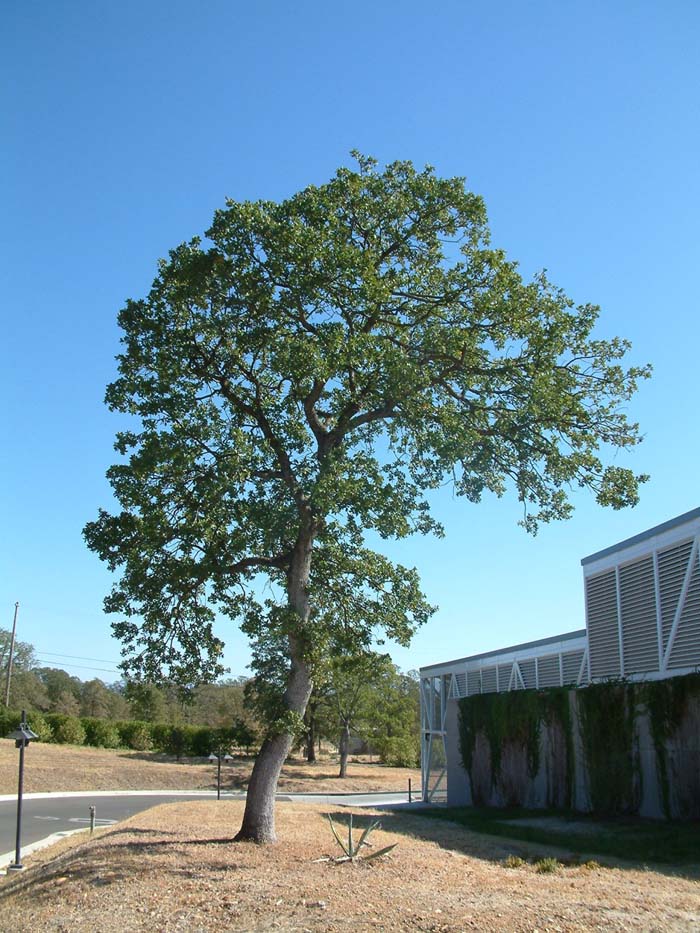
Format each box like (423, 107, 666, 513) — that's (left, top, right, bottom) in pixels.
(235, 529, 315, 843)
(305, 715, 316, 763)
(338, 721, 350, 778)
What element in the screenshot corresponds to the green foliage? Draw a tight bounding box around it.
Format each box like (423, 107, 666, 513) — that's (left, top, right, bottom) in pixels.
(0, 709, 23, 739)
(80, 680, 116, 718)
(8, 671, 50, 712)
(326, 813, 397, 863)
(641, 672, 700, 818)
(115, 720, 153, 750)
(37, 667, 82, 708)
(46, 713, 86, 745)
(147, 723, 221, 757)
(577, 682, 640, 815)
(80, 717, 121, 748)
(0, 628, 37, 672)
(535, 857, 559, 874)
(458, 686, 575, 808)
(458, 690, 542, 783)
(502, 854, 525, 869)
(25, 711, 52, 742)
(83, 152, 648, 701)
(231, 718, 258, 754)
(0, 709, 51, 742)
(414, 806, 700, 865)
(374, 735, 419, 768)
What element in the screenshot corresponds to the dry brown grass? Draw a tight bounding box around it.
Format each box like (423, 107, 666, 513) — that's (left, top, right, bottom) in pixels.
(0, 800, 698, 931)
(0, 739, 420, 795)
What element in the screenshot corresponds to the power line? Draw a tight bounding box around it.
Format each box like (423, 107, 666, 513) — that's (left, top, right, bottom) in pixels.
(34, 658, 121, 675)
(36, 650, 121, 666)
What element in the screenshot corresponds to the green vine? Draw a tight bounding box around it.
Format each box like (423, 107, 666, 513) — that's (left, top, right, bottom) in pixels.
(541, 687, 575, 808)
(577, 681, 640, 815)
(642, 672, 700, 817)
(458, 688, 574, 805)
(457, 674, 700, 818)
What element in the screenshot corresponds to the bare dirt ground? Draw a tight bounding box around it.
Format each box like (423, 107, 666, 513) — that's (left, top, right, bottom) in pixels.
(0, 740, 420, 795)
(0, 800, 698, 932)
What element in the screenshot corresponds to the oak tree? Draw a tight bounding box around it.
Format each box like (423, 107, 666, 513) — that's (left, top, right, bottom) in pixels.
(84, 154, 648, 842)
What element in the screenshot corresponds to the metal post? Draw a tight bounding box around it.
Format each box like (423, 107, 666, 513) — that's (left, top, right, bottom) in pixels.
(217, 755, 221, 801)
(89, 806, 96, 834)
(4, 603, 19, 708)
(408, 778, 412, 803)
(9, 710, 27, 872)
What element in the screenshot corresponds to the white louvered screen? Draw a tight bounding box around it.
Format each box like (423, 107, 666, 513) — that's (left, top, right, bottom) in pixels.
(480, 666, 497, 694)
(668, 549, 700, 669)
(454, 672, 467, 698)
(586, 569, 621, 679)
(519, 658, 536, 689)
(536, 655, 560, 688)
(561, 650, 584, 685)
(497, 664, 512, 692)
(658, 540, 694, 654)
(467, 670, 481, 696)
(619, 555, 659, 674)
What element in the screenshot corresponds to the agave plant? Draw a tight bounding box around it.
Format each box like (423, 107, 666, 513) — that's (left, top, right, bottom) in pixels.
(325, 813, 397, 863)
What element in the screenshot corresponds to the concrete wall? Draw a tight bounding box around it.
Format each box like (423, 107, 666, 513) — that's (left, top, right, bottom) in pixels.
(446, 686, 700, 819)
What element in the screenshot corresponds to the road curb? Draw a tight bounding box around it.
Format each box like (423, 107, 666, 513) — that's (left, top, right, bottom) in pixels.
(0, 790, 231, 802)
(0, 828, 89, 872)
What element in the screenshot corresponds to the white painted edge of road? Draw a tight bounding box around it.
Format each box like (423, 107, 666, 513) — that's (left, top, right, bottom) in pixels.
(0, 828, 89, 872)
(0, 790, 232, 802)
(0, 790, 411, 802)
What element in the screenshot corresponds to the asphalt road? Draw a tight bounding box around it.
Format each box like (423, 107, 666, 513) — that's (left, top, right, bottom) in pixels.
(0, 790, 415, 866)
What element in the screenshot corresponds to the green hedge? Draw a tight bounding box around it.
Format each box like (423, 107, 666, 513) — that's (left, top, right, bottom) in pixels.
(45, 713, 86, 745)
(115, 720, 153, 751)
(0, 707, 258, 758)
(81, 718, 121, 748)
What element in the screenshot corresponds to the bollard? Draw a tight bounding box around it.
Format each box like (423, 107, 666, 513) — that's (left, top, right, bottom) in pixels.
(89, 806, 96, 834)
(408, 778, 412, 803)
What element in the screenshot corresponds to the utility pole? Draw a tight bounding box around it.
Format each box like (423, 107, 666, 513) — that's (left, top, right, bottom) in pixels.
(4, 602, 19, 708)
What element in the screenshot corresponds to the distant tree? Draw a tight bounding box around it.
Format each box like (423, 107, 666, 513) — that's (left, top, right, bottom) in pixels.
(0, 627, 36, 676)
(302, 683, 329, 763)
(8, 671, 50, 711)
(80, 679, 115, 718)
(36, 668, 83, 707)
(188, 678, 254, 730)
(52, 690, 81, 716)
(366, 667, 420, 767)
(124, 681, 171, 723)
(103, 684, 131, 720)
(322, 652, 395, 778)
(84, 154, 649, 842)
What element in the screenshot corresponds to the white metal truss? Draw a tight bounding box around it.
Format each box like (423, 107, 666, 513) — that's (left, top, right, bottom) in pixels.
(420, 674, 448, 802)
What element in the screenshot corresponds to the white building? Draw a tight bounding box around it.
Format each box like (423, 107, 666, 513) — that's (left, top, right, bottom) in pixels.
(420, 507, 700, 805)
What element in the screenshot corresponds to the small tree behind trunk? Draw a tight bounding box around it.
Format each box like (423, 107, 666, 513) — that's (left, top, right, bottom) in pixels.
(306, 724, 316, 762)
(338, 721, 350, 778)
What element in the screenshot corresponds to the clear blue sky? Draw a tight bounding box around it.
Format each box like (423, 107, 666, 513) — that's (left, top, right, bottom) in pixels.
(2, 1, 698, 683)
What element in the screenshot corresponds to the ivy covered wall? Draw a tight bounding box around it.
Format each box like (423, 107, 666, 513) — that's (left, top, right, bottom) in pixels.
(456, 672, 700, 818)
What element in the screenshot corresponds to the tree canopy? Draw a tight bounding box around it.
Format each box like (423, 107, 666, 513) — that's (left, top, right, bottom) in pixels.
(84, 154, 648, 840)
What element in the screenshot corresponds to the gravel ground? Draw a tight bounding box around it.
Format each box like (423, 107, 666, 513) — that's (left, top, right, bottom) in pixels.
(0, 801, 698, 932)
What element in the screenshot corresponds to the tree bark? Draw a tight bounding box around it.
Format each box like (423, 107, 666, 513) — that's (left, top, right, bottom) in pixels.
(338, 721, 350, 778)
(305, 714, 316, 763)
(235, 528, 315, 843)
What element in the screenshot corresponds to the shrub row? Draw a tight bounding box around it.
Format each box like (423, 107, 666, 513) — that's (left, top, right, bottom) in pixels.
(0, 709, 257, 757)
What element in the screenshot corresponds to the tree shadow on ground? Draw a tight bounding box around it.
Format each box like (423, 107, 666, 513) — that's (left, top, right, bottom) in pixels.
(0, 831, 242, 905)
(320, 806, 700, 882)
